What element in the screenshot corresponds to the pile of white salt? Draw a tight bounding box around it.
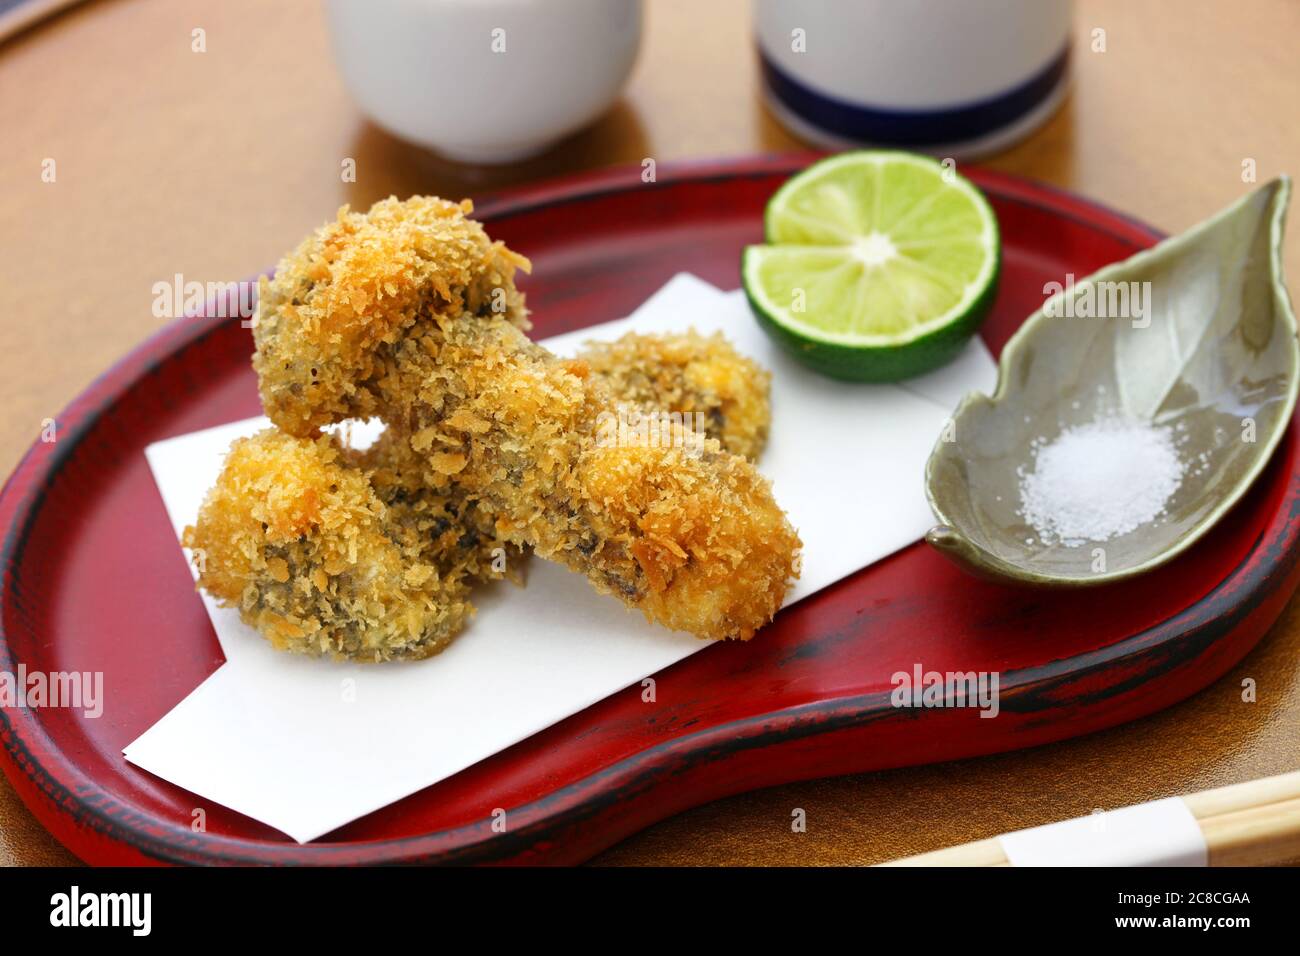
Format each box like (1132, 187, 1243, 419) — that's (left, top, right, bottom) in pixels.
(1018, 416, 1184, 546)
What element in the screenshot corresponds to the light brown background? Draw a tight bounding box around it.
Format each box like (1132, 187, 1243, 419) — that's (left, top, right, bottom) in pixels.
(1, 0, 1297, 866)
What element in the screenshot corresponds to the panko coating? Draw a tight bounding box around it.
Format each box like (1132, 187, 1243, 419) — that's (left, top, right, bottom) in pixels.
(251, 195, 799, 639)
(205, 194, 798, 652)
(254, 196, 530, 437)
(358, 425, 526, 586)
(576, 330, 771, 461)
(190, 330, 774, 660)
(182, 429, 472, 661)
(368, 316, 799, 639)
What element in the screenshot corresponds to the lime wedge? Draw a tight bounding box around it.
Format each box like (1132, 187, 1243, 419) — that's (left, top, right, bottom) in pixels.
(743, 151, 1000, 382)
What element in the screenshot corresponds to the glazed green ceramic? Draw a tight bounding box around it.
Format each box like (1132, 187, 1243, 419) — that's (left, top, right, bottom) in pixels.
(926, 178, 1297, 587)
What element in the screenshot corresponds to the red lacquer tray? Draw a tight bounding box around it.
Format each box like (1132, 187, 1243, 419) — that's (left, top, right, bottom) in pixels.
(2, 156, 1298, 865)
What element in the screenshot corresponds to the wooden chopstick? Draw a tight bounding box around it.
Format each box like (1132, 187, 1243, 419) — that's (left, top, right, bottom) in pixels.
(1198, 796, 1300, 866)
(880, 770, 1300, 867)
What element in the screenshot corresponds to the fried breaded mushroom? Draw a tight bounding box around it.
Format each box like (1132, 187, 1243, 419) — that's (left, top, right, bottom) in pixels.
(254, 196, 530, 437)
(388, 317, 800, 639)
(192, 332, 769, 661)
(266, 309, 800, 640)
(182, 429, 472, 662)
(358, 425, 526, 586)
(576, 330, 772, 460)
(252, 196, 800, 641)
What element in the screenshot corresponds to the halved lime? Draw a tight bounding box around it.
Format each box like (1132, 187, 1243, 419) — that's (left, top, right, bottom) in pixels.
(743, 151, 1000, 382)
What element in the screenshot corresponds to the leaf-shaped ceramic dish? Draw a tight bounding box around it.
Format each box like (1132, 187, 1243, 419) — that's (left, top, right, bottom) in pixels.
(926, 178, 1297, 586)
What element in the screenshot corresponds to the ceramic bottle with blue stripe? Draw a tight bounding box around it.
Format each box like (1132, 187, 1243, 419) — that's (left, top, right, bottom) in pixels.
(755, 0, 1072, 159)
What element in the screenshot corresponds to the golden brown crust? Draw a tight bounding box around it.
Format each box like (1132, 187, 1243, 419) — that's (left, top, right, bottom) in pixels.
(182, 430, 473, 662)
(253, 196, 530, 437)
(225, 194, 800, 649)
(358, 426, 526, 587)
(319, 310, 799, 641)
(577, 330, 772, 461)
(190, 329, 775, 660)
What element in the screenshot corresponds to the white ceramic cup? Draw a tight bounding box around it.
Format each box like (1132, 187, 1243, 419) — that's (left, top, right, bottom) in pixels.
(754, 0, 1072, 158)
(324, 0, 643, 164)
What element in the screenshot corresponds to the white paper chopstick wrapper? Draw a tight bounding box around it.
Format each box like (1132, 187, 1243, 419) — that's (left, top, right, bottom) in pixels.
(126, 273, 997, 843)
(998, 797, 1208, 867)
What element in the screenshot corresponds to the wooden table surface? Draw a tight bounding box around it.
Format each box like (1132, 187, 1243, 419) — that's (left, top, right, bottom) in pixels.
(2, 0, 1298, 867)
